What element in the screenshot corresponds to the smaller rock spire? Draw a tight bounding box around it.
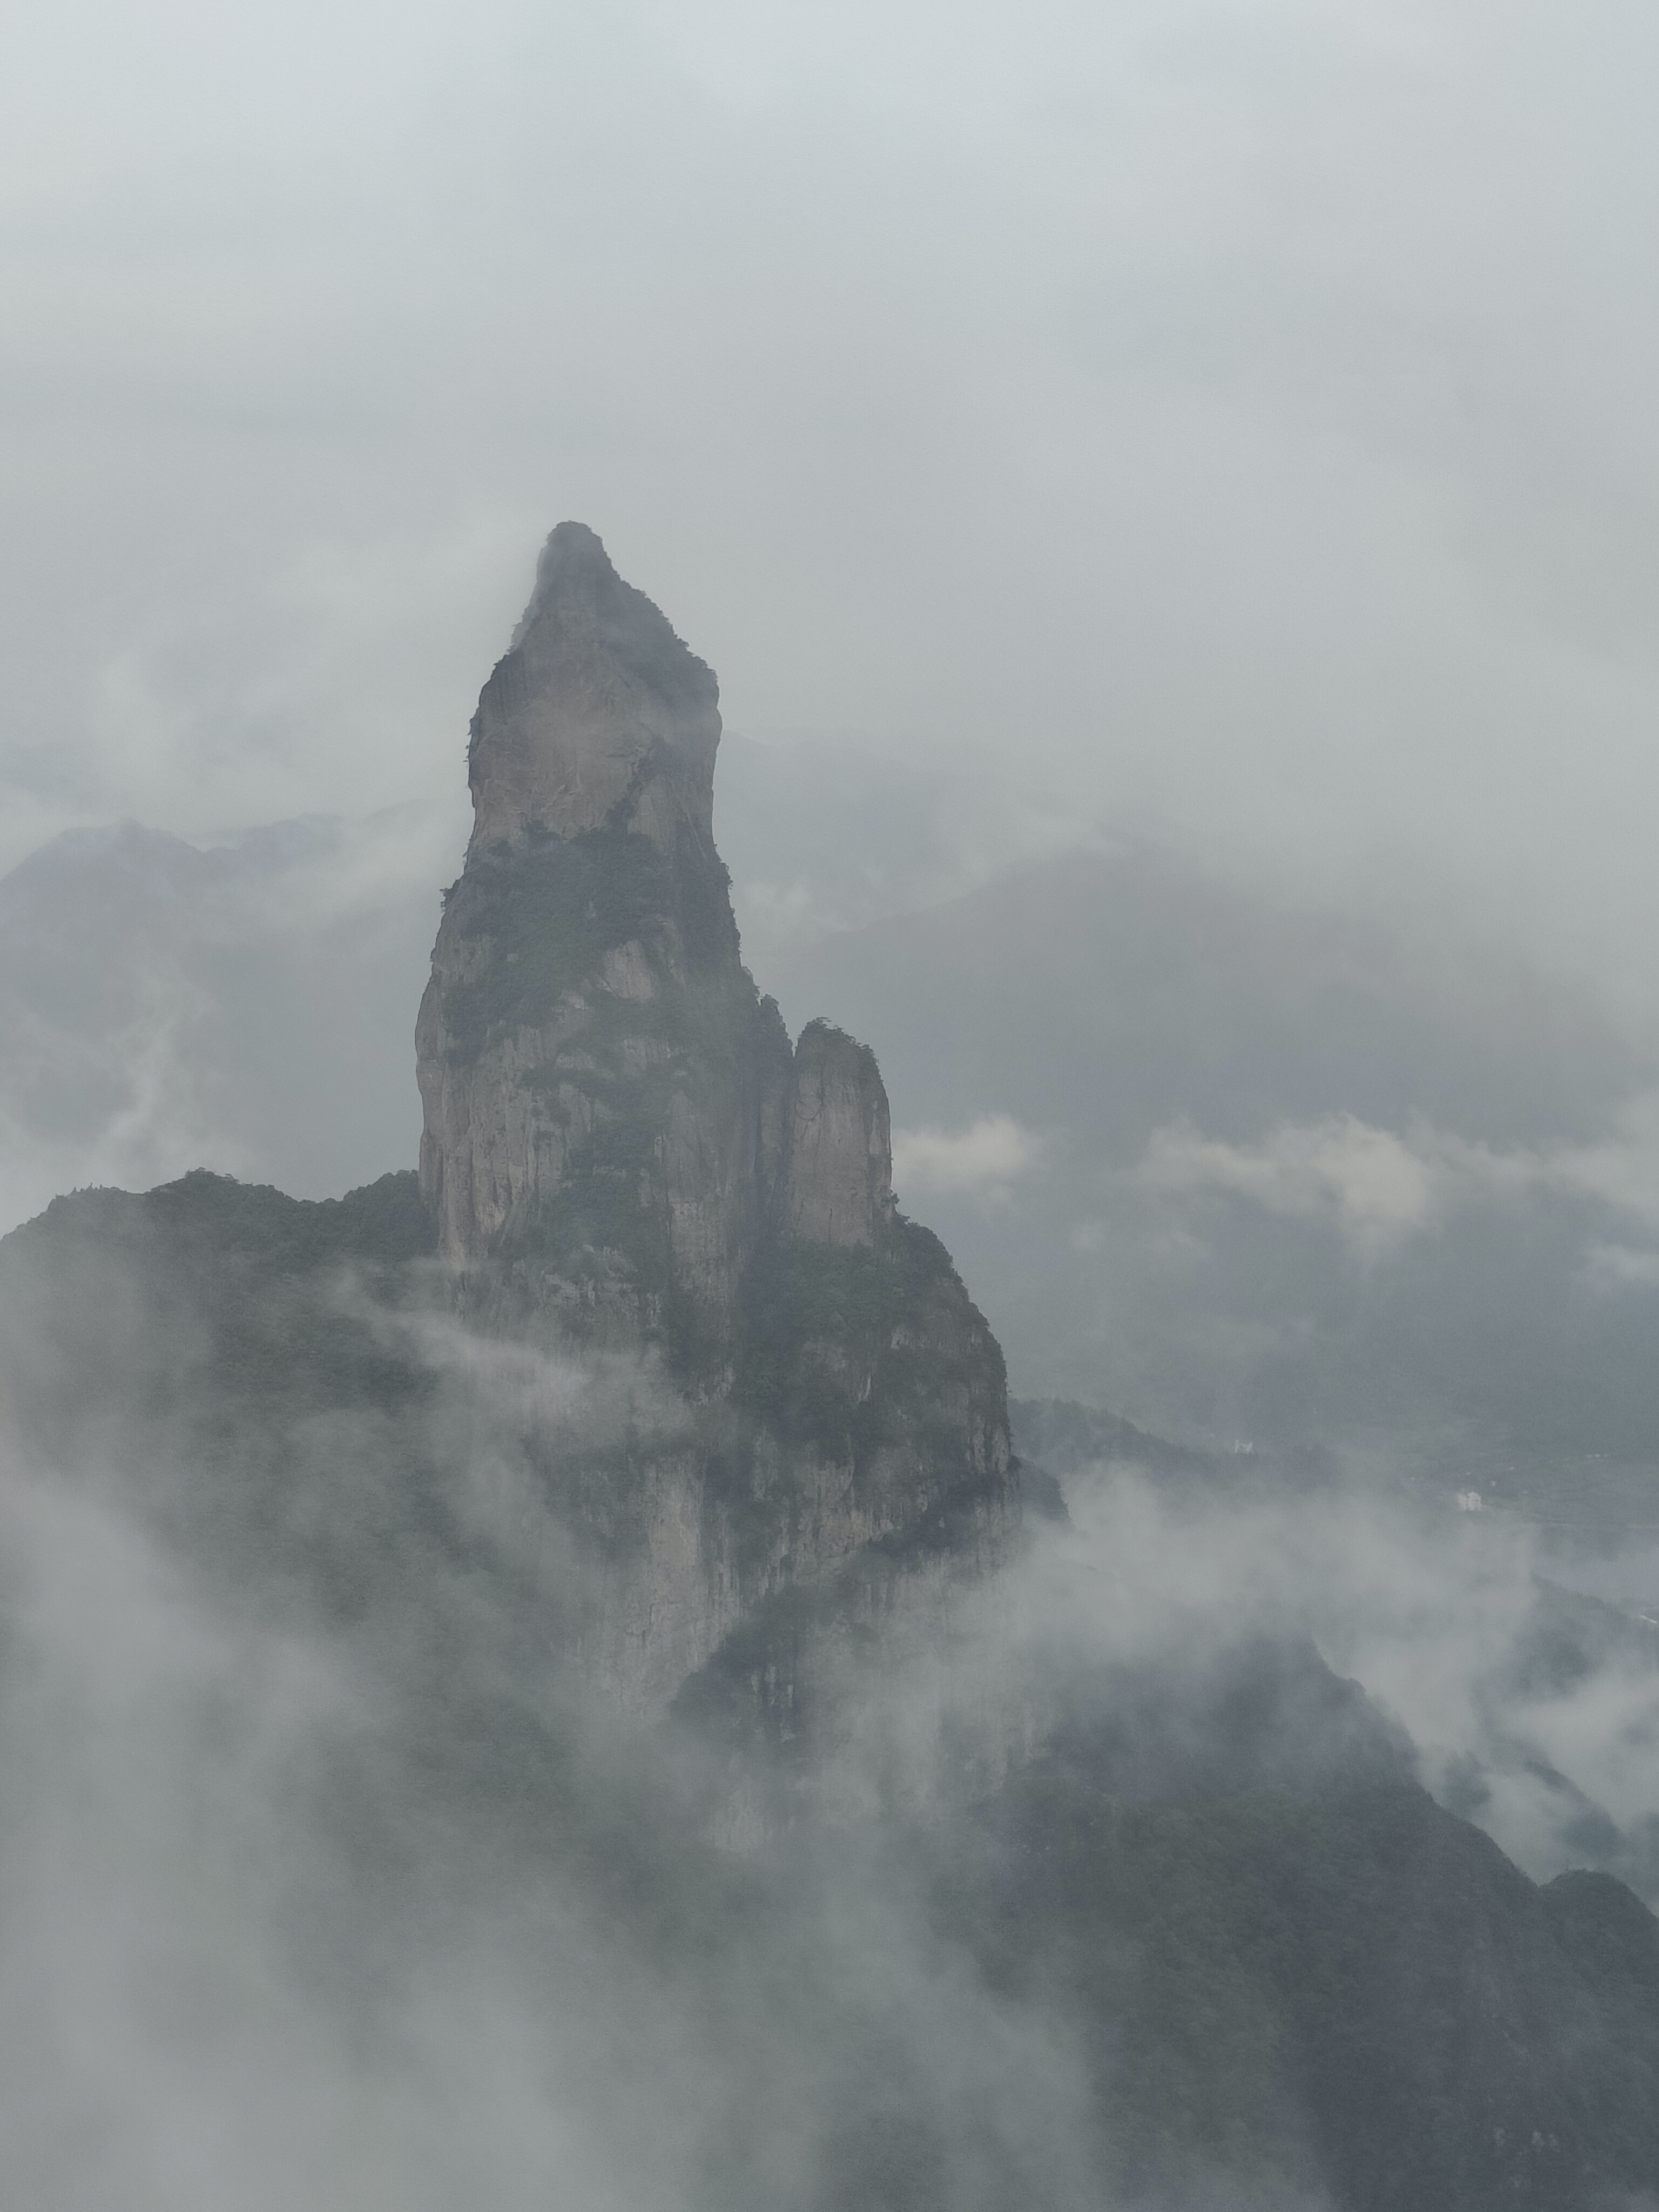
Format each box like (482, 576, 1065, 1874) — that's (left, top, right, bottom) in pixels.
(784, 1021, 895, 1246)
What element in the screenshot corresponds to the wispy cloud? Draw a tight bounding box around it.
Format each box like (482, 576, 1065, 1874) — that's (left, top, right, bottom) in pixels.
(1136, 1094, 1659, 1262)
(1138, 1113, 1437, 1256)
(892, 1114, 1042, 1200)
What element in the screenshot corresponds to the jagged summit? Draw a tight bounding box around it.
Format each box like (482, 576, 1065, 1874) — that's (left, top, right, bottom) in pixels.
(468, 521, 721, 858)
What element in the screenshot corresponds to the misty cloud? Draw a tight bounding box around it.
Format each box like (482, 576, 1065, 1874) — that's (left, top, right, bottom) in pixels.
(892, 1114, 1042, 1201)
(1580, 1243, 1659, 1295)
(0, 1252, 1121, 2210)
(999, 1456, 1659, 1907)
(1136, 1096, 1659, 1262)
(7, 2, 1659, 1005)
(8, 1389, 1653, 2206)
(1137, 1112, 1437, 1256)
(0, 1444, 733, 2212)
(5, 1158, 1659, 2206)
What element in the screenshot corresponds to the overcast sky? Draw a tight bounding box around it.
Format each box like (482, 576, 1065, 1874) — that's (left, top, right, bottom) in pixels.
(4, 0, 1658, 1006)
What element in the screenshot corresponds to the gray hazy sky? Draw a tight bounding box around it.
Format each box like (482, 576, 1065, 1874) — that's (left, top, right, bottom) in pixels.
(4, 0, 1657, 1001)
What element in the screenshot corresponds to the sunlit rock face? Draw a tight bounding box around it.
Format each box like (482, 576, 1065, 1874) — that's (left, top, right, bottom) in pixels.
(415, 522, 1020, 1726)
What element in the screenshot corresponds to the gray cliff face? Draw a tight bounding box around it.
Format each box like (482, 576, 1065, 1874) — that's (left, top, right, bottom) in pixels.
(415, 522, 1020, 1730)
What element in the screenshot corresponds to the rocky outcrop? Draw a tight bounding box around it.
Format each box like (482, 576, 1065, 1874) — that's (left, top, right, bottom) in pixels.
(783, 1020, 894, 1246)
(415, 522, 1020, 1728)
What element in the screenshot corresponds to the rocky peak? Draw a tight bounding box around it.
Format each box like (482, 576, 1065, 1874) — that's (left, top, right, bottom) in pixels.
(466, 521, 721, 859)
(784, 1020, 895, 1247)
(418, 524, 796, 1331)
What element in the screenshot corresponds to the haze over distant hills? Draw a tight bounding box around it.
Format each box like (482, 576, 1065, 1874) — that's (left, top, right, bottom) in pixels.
(765, 840, 1659, 1461)
(8, 739, 1659, 1479)
(0, 810, 438, 1226)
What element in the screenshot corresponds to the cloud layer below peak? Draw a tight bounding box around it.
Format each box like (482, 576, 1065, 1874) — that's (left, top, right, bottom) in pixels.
(1136, 1097, 1659, 1262)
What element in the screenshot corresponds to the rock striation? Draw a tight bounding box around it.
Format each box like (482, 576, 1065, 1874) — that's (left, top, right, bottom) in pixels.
(414, 523, 1020, 1724)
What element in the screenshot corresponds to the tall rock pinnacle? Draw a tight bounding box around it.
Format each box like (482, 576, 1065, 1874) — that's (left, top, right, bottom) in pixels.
(416, 522, 919, 1349)
(415, 525, 1016, 1722)
(416, 524, 784, 1350)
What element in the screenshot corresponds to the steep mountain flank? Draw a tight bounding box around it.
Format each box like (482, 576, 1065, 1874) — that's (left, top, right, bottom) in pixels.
(412, 522, 1017, 1715)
